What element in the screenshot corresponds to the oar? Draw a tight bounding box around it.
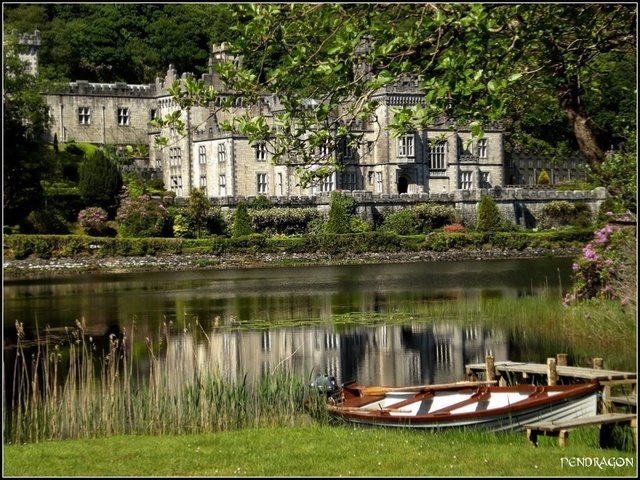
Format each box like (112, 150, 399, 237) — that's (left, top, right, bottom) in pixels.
(359, 380, 497, 396)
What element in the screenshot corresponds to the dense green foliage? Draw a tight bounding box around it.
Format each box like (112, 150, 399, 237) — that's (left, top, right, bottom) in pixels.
(476, 195, 503, 232)
(78, 150, 123, 215)
(186, 187, 210, 239)
(380, 203, 460, 235)
(537, 169, 550, 185)
(3, 4, 236, 83)
(325, 191, 358, 234)
(540, 201, 592, 230)
(598, 135, 638, 213)
(3, 229, 594, 263)
(2, 36, 51, 227)
(250, 207, 320, 236)
(231, 201, 253, 237)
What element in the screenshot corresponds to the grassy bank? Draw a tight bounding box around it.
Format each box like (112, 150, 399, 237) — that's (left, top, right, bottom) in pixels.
(3, 424, 636, 477)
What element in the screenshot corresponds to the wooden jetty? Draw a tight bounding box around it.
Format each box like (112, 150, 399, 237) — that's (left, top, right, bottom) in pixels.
(465, 354, 637, 448)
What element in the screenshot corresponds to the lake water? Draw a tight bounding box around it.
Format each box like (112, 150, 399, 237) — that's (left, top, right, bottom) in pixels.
(4, 257, 574, 387)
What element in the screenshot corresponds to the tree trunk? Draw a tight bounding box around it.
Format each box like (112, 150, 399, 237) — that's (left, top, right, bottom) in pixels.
(557, 75, 606, 175)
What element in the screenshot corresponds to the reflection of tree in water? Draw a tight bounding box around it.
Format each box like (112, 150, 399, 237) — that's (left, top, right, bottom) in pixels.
(401, 325, 437, 384)
(338, 330, 369, 384)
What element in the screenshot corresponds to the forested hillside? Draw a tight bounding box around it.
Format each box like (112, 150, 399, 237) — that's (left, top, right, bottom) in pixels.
(3, 3, 235, 83)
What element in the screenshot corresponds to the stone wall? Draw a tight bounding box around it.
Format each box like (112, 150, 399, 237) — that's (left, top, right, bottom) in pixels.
(157, 187, 608, 228)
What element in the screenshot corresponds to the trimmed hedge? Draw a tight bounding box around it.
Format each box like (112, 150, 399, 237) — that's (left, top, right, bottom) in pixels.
(3, 229, 592, 261)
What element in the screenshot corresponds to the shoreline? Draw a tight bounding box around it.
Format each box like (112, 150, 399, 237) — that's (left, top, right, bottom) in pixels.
(3, 247, 582, 279)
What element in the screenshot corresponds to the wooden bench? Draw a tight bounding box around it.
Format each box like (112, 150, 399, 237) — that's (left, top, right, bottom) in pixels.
(525, 413, 637, 448)
(608, 394, 637, 408)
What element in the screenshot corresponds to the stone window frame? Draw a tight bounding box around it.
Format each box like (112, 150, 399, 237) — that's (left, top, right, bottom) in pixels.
(219, 174, 227, 196)
(477, 138, 488, 158)
(255, 142, 267, 161)
(340, 138, 356, 162)
(398, 134, 415, 157)
(117, 107, 130, 126)
(319, 173, 334, 193)
(170, 175, 183, 196)
(344, 171, 357, 191)
(199, 175, 207, 195)
(376, 171, 383, 193)
(78, 106, 91, 125)
(459, 171, 473, 190)
(480, 171, 491, 189)
(429, 141, 447, 170)
(256, 172, 268, 194)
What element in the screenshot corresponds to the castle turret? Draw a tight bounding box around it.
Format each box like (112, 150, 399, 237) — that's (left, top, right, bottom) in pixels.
(10, 29, 41, 76)
(206, 43, 243, 91)
(353, 35, 374, 81)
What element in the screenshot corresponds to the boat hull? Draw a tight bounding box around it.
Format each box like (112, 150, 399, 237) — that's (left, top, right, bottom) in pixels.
(326, 382, 599, 432)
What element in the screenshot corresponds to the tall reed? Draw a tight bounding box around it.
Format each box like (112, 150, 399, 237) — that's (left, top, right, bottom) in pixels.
(4, 319, 313, 444)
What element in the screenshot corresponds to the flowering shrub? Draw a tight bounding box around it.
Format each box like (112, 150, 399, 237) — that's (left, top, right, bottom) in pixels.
(443, 223, 465, 233)
(116, 190, 169, 238)
(78, 207, 108, 234)
(412, 202, 460, 232)
(563, 219, 636, 306)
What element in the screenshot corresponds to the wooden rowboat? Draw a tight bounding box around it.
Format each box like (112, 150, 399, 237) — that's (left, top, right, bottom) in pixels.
(321, 379, 600, 432)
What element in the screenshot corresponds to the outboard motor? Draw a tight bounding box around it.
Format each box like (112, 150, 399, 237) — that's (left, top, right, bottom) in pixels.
(309, 374, 341, 401)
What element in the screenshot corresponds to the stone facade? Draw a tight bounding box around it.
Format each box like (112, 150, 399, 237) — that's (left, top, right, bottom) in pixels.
(38, 43, 516, 200)
(505, 151, 588, 186)
(44, 81, 155, 146)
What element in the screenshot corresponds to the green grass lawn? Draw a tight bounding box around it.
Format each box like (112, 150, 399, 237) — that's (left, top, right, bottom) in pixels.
(3, 423, 636, 477)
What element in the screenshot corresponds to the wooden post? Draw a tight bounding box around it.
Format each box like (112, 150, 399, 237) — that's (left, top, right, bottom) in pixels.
(547, 357, 557, 386)
(593, 357, 604, 369)
(485, 354, 496, 382)
(556, 353, 568, 366)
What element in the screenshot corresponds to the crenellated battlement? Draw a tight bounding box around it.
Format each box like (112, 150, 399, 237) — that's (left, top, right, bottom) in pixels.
(12, 29, 41, 46)
(154, 65, 202, 95)
(60, 80, 157, 97)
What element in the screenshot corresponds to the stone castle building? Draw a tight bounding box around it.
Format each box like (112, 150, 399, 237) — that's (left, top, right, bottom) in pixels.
(8, 30, 586, 204)
(40, 41, 508, 200)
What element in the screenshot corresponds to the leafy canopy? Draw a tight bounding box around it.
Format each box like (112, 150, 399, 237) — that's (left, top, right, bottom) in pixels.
(155, 3, 635, 193)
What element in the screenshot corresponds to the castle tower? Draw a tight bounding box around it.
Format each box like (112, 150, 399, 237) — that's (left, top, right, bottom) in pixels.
(11, 29, 41, 76)
(353, 35, 374, 81)
(211, 42, 241, 68)
(206, 43, 243, 91)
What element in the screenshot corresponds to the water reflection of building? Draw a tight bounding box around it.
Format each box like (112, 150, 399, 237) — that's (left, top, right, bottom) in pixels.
(162, 324, 508, 389)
